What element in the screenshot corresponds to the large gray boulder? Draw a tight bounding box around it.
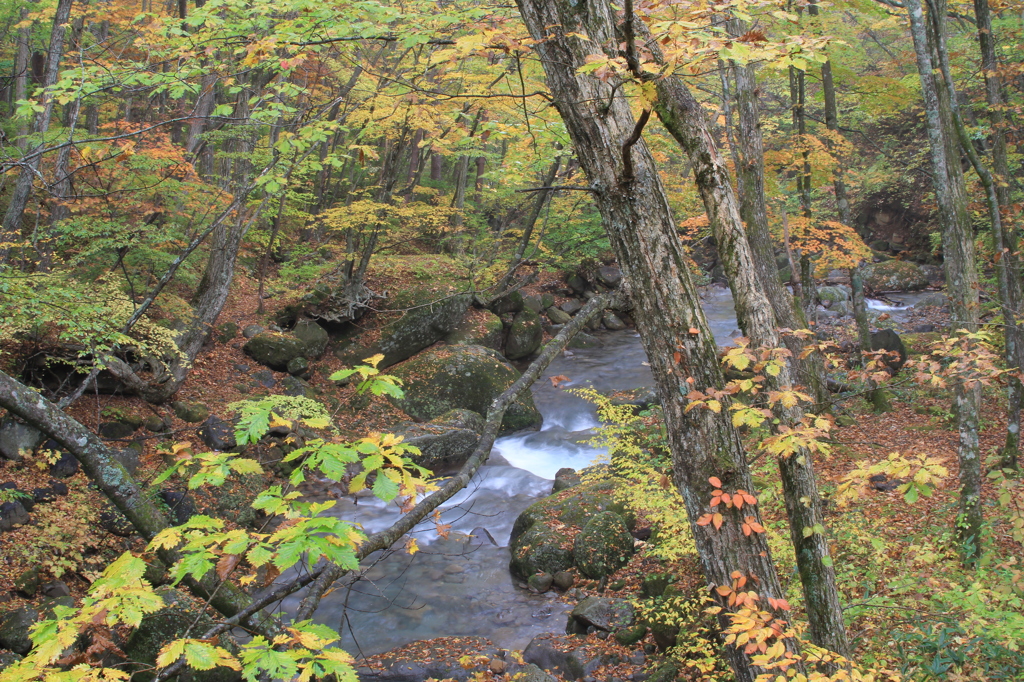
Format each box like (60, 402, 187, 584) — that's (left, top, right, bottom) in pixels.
(573, 511, 634, 578)
(863, 261, 929, 292)
(505, 309, 543, 360)
(568, 596, 635, 632)
(444, 310, 504, 351)
(292, 319, 329, 359)
(389, 346, 542, 434)
(395, 409, 485, 473)
(0, 418, 43, 461)
(243, 332, 307, 371)
(369, 288, 473, 368)
(0, 606, 38, 655)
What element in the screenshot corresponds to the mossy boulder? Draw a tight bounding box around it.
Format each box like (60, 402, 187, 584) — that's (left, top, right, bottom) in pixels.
(505, 308, 543, 360)
(389, 345, 542, 434)
(0, 606, 38, 654)
(509, 479, 633, 580)
(372, 288, 473, 368)
(818, 285, 851, 304)
(445, 310, 505, 351)
(292, 319, 329, 359)
(573, 511, 634, 578)
(395, 410, 484, 474)
(244, 332, 308, 371)
(510, 523, 575, 580)
(862, 261, 929, 292)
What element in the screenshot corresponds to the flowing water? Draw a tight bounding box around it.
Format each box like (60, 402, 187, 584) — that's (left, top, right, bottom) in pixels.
(285, 287, 930, 656)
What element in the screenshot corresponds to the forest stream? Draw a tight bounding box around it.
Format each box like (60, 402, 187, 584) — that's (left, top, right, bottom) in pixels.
(283, 288, 931, 658)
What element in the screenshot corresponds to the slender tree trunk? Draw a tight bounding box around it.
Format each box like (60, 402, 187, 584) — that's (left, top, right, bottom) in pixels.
(973, 0, 1021, 469)
(430, 152, 443, 181)
(186, 73, 216, 157)
(1, 0, 75, 262)
(514, 2, 807, 678)
(905, 0, 983, 560)
(14, 5, 32, 148)
(725, 30, 828, 405)
(789, 65, 812, 218)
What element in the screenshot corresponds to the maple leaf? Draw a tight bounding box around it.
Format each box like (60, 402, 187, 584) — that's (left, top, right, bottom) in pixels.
(549, 374, 571, 388)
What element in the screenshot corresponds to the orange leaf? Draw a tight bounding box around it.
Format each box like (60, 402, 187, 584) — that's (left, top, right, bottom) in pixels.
(689, 327, 699, 335)
(712, 513, 723, 530)
(715, 585, 732, 596)
(697, 513, 713, 526)
(709, 476, 722, 488)
(673, 351, 681, 364)
(549, 374, 571, 388)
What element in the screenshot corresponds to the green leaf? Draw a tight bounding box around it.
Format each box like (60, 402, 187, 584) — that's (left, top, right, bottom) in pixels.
(373, 473, 399, 501)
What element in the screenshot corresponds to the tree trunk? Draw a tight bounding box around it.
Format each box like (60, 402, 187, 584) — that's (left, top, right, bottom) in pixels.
(630, 21, 847, 657)
(514, 1, 804, 678)
(13, 4, 32, 149)
(1, 0, 75, 262)
(725, 32, 827, 405)
(973, 0, 1021, 469)
(905, 0, 983, 560)
(430, 152, 443, 181)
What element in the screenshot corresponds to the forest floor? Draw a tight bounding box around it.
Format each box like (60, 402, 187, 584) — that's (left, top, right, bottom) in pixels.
(2, 268, 1015, 680)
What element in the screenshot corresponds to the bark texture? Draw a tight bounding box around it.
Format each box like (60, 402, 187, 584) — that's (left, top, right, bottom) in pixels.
(513, 0, 804, 677)
(905, 0, 983, 558)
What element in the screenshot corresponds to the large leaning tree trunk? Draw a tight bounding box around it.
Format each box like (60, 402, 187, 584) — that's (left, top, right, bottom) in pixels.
(622, 16, 848, 658)
(905, 0, 983, 560)
(514, 0, 803, 678)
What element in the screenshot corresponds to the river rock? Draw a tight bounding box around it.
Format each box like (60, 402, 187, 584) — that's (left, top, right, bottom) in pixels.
(510, 480, 631, 580)
(0, 606, 38, 655)
(286, 356, 311, 378)
(602, 312, 626, 330)
(552, 467, 581, 493)
(546, 307, 572, 325)
(144, 415, 169, 432)
(48, 448, 80, 479)
(553, 571, 575, 591)
(99, 421, 136, 439)
(0, 653, 23, 673)
(817, 285, 851, 304)
(199, 415, 236, 451)
(292, 319, 329, 359)
(244, 331, 308, 371)
(0, 501, 29, 532)
(567, 332, 600, 349)
(862, 261, 929, 292)
(389, 345, 542, 434)
(445, 310, 505, 350)
(172, 400, 209, 424)
(522, 635, 608, 680)
(394, 415, 482, 473)
(561, 299, 583, 315)
(356, 288, 472, 369)
(280, 375, 316, 398)
(14, 567, 41, 597)
(870, 329, 908, 372)
(528, 572, 554, 593)
(596, 266, 622, 288)
(506, 309, 543, 360)
(913, 292, 948, 309)
(490, 290, 525, 315)
(0, 418, 43, 462)
(159, 490, 198, 525)
(573, 511, 634, 578)
(361, 637, 518, 682)
(524, 295, 545, 314)
(512, 664, 558, 682)
(123, 587, 241, 682)
(242, 324, 265, 339)
(509, 523, 575, 579)
(568, 596, 635, 632)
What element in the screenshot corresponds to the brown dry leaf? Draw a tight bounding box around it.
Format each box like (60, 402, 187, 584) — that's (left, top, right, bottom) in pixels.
(216, 553, 242, 580)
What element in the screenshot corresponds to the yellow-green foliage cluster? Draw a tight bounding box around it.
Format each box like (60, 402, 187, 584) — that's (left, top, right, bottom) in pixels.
(573, 388, 695, 561)
(0, 276, 184, 365)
